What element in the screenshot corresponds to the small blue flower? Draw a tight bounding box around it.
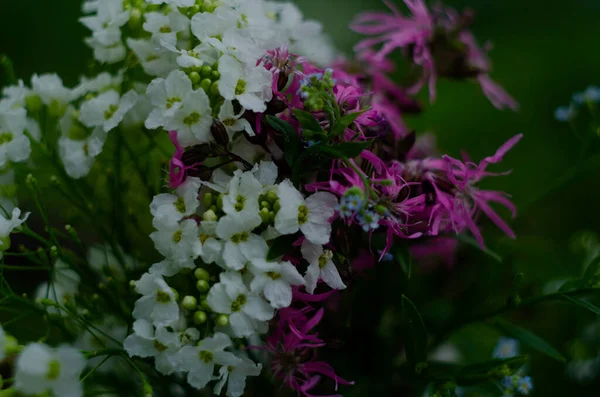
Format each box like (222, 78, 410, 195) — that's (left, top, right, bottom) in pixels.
(501, 375, 516, 389)
(345, 194, 364, 211)
(493, 337, 519, 359)
(517, 376, 533, 395)
(381, 252, 393, 262)
(356, 210, 380, 232)
(573, 86, 600, 104)
(554, 105, 575, 122)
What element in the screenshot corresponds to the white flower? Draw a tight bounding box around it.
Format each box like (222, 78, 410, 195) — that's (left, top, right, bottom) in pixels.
(220, 170, 262, 217)
(31, 74, 72, 109)
(162, 41, 218, 69)
(58, 127, 107, 179)
(0, 101, 30, 167)
(15, 343, 85, 397)
(214, 355, 262, 397)
(253, 160, 278, 187)
(250, 260, 304, 309)
(150, 219, 203, 265)
(124, 319, 195, 375)
(218, 100, 253, 137)
(85, 38, 127, 63)
(127, 38, 177, 77)
(206, 30, 263, 65)
(218, 55, 273, 113)
(132, 273, 179, 326)
(145, 70, 193, 130)
(190, 7, 238, 42)
(79, 89, 138, 132)
(301, 241, 346, 294)
(150, 177, 202, 229)
(79, 0, 129, 46)
(177, 332, 237, 389)
(165, 89, 214, 146)
(34, 260, 80, 316)
(0, 207, 29, 247)
(2, 80, 32, 106)
(275, 180, 338, 245)
(143, 10, 189, 47)
(74, 71, 123, 97)
(207, 272, 274, 337)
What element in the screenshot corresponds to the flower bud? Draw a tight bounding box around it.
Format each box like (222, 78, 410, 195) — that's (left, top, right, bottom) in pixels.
(200, 299, 211, 311)
(202, 209, 217, 222)
(203, 192, 214, 207)
(200, 65, 212, 78)
(210, 70, 220, 80)
(196, 280, 209, 292)
(216, 314, 229, 326)
(210, 119, 229, 146)
(189, 71, 201, 84)
(210, 81, 220, 95)
(182, 296, 197, 310)
(193, 310, 207, 324)
(194, 268, 210, 280)
(200, 78, 212, 92)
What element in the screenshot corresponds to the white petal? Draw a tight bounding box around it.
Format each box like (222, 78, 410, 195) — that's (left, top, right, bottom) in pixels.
(229, 312, 255, 337)
(264, 279, 292, 309)
(243, 296, 274, 321)
(280, 261, 305, 286)
(304, 263, 321, 294)
(207, 283, 233, 314)
(300, 240, 323, 264)
(321, 261, 346, 291)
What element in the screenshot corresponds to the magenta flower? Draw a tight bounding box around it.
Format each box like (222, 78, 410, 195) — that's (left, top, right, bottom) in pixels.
(168, 130, 204, 189)
(429, 134, 523, 248)
(351, 0, 518, 110)
(261, 307, 353, 397)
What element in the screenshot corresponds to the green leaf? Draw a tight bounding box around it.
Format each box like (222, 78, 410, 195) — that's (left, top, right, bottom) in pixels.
(331, 111, 365, 136)
(266, 115, 300, 166)
(293, 109, 323, 133)
(266, 234, 299, 261)
(561, 295, 600, 315)
(558, 279, 584, 292)
(582, 255, 600, 284)
(492, 320, 566, 362)
(456, 234, 502, 263)
(400, 295, 428, 373)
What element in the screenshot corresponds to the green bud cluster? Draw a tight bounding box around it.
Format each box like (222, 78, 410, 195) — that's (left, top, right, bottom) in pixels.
(201, 192, 224, 222)
(187, 63, 220, 98)
(258, 190, 279, 225)
(300, 69, 336, 112)
(182, 0, 220, 17)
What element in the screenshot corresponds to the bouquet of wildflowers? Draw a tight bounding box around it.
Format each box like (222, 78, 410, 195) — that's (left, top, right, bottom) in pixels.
(1, 0, 599, 396)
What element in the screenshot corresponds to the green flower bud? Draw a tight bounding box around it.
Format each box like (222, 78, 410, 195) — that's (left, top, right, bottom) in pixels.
(260, 201, 271, 210)
(202, 209, 217, 222)
(266, 190, 278, 203)
(273, 199, 281, 212)
(210, 81, 220, 96)
(210, 70, 220, 80)
(216, 314, 229, 326)
(203, 192, 214, 207)
(171, 288, 179, 301)
(200, 65, 212, 77)
(193, 310, 207, 324)
(189, 71, 201, 84)
(259, 207, 270, 223)
(345, 186, 364, 198)
(200, 78, 212, 92)
(49, 246, 58, 260)
(196, 279, 209, 292)
(200, 299, 211, 311)
(25, 95, 43, 114)
(128, 8, 142, 29)
(5, 335, 21, 354)
(182, 295, 197, 310)
(0, 236, 11, 252)
(194, 267, 210, 280)
(375, 205, 387, 215)
(216, 194, 223, 210)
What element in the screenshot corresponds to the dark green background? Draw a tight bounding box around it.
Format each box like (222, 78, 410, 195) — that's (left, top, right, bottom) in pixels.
(2, 0, 600, 395)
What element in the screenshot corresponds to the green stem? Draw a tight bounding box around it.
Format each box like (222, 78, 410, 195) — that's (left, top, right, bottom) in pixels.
(0, 55, 16, 85)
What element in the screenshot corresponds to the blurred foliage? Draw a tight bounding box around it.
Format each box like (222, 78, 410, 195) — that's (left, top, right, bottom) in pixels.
(2, 0, 600, 396)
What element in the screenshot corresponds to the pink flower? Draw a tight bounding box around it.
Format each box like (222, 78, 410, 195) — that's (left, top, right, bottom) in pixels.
(429, 134, 523, 248)
(352, 0, 436, 99)
(261, 307, 353, 397)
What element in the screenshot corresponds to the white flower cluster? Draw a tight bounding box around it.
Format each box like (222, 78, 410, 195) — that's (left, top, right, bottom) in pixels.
(126, 161, 344, 395)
